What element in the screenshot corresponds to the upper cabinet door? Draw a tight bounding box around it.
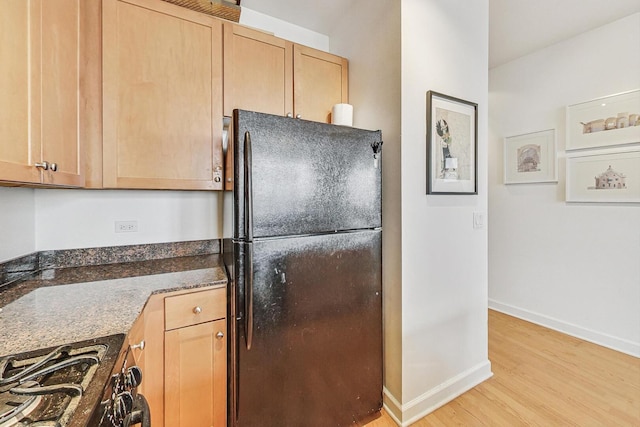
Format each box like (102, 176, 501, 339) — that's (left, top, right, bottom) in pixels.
(223, 24, 293, 117)
(0, 0, 37, 183)
(0, 0, 82, 186)
(293, 45, 348, 124)
(40, 0, 83, 187)
(103, 0, 224, 190)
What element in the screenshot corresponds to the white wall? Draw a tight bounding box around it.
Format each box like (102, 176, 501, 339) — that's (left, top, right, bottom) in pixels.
(396, 0, 491, 424)
(0, 188, 35, 261)
(34, 189, 223, 251)
(1, 187, 224, 261)
(240, 8, 329, 51)
(489, 13, 640, 357)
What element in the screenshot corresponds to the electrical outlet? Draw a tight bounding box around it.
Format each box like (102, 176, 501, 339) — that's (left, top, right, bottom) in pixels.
(115, 220, 138, 233)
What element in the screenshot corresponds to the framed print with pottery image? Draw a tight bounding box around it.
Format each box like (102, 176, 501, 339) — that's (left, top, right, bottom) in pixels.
(566, 89, 640, 150)
(426, 91, 477, 194)
(504, 129, 557, 184)
(566, 147, 640, 203)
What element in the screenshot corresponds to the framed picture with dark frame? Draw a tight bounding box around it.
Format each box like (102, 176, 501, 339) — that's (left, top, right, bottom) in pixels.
(426, 91, 478, 194)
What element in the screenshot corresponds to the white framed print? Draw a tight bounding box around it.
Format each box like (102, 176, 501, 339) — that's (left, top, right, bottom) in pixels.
(566, 147, 640, 203)
(566, 89, 640, 151)
(504, 129, 557, 184)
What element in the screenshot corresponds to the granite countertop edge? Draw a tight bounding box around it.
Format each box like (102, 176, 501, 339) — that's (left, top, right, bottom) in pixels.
(0, 254, 228, 357)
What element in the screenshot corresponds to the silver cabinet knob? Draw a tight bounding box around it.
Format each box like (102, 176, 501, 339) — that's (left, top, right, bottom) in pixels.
(50, 163, 58, 172)
(286, 112, 293, 118)
(216, 331, 224, 340)
(295, 114, 302, 119)
(131, 340, 145, 350)
(35, 161, 49, 170)
(193, 306, 202, 314)
(214, 176, 221, 182)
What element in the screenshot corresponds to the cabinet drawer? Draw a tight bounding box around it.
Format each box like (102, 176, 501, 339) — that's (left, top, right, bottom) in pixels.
(165, 288, 226, 330)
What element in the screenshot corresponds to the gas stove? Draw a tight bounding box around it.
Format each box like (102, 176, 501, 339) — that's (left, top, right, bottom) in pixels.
(0, 335, 125, 427)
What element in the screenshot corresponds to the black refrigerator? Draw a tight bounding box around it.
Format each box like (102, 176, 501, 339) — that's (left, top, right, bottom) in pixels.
(223, 109, 383, 427)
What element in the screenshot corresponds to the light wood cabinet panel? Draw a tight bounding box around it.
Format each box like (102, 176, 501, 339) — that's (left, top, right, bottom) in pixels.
(165, 287, 226, 330)
(223, 25, 348, 124)
(130, 286, 226, 427)
(165, 319, 226, 427)
(40, 0, 83, 186)
(294, 44, 349, 124)
(140, 294, 166, 427)
(0, 0, 83, 186)
(102, 0, 223, 190)
(223, 24, 293, 117)
(0, 0, 34, 183)
(128, 312, 146, 369)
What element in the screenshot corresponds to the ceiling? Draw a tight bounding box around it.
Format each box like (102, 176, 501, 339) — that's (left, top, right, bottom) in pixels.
(240, 0, 640, 68)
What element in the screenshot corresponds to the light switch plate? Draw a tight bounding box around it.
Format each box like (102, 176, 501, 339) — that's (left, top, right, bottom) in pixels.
(473, 212, 485, 229)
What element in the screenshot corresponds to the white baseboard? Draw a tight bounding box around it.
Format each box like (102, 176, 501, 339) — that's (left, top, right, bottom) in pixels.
(489, 299, 640, 358)
(383, 360, 493, 426)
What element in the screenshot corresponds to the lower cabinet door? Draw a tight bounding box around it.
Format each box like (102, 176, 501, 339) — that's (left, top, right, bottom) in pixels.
(164, 319, 226, 427)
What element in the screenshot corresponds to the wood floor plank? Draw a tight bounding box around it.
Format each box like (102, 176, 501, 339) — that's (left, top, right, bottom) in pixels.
(368, 310, 640, 426)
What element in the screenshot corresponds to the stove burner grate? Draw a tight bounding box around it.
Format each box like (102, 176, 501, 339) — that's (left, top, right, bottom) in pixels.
(0, 394, 42, 427)
(0, 343, 106, 426)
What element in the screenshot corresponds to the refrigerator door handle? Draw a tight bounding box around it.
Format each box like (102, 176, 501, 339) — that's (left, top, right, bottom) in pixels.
(244, 131, 254, 241)
(244, 130, 255, 350)
(245, 242, 254, 350)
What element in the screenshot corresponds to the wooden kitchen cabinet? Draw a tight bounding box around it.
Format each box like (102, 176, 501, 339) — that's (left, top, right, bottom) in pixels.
(128, 294, 165, 427)
(223, 23, 348, 123)
(0, 0, 84, 187)
(130, 286, 226, 427)
(223, 24, 293, 118)
(165, 319, 226, 427)
(293, 44, 349, 124)
(128, 311, 146, 369)
(102, 0, 224, 190)
(164, 287, 227, 427)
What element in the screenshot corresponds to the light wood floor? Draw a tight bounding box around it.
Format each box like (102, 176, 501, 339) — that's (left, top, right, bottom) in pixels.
(367, 310, 640, 426)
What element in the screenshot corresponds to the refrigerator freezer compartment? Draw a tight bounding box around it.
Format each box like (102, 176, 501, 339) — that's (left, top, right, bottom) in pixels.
(233, 109, 382, 240)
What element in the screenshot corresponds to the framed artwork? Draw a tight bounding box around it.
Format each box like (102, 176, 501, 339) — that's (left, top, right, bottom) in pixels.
(426, 91, 477, 194)
(566, 147, 640, 203)
(504, 129, 557, 184)
(566, 89, 640, 151)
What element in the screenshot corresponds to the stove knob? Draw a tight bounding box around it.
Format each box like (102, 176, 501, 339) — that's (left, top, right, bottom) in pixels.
(126, 365, 143, 389)
(114, 391, 134, 419)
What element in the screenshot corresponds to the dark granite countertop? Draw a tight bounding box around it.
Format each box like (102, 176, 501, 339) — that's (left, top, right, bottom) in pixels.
(0, 254, 228, 357)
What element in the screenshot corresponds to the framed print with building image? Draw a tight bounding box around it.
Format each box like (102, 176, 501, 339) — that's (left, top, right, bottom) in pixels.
(566, 147, 640, 203)
(504, 129, 557, 184)
(426, 91, 477, 194)
(566, 89, 640, 151)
